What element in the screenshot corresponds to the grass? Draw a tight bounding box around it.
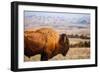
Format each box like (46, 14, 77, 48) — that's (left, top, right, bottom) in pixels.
(24, 48, 90, 62)
(69, 38, 90, 45)
(64, 48, 90, 59)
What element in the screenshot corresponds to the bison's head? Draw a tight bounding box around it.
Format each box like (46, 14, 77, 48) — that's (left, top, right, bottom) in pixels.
(59, 34, 69, 56)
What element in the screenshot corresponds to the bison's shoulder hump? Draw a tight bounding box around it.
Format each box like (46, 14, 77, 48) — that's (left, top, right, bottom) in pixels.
(35, 28, 59, 42)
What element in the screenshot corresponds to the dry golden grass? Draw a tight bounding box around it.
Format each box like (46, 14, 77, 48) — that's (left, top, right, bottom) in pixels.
(50, 48, 90, 60)
(69, 38, 90, 45)
(24, 48, 90, 62)
(65, 48, 90, 59)
(24, 54, 41, 62)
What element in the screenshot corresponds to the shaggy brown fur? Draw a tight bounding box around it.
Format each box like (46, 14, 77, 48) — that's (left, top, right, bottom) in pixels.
(24, 28, 69, 61)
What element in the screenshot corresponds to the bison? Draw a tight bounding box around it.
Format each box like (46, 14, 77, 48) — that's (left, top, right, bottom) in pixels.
(24, 28, 69, 61)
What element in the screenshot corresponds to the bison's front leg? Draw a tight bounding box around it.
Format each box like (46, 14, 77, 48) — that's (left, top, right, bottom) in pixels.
(41, 51, 48, 61)
(40, 50, 52, 61)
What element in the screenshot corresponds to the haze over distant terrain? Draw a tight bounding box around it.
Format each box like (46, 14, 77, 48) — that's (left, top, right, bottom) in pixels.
(24, 11, 90, 36)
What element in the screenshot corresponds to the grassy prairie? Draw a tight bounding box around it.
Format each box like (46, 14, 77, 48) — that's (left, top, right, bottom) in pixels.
(24, 48, 90, 62)
(69, 38, 90, 45)
(49, 48, 90, 61)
